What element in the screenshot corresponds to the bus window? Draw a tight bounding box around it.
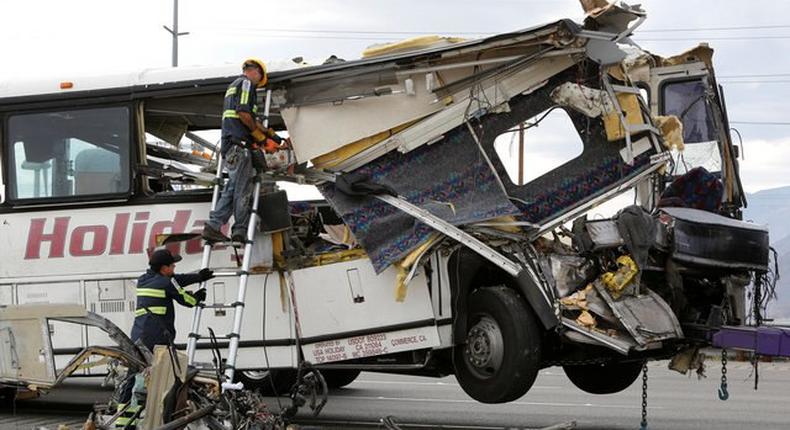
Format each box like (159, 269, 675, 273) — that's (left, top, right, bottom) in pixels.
(662, 80, 716, 143)
(661, 79, 721, 175)
(6, 106, 131, 200)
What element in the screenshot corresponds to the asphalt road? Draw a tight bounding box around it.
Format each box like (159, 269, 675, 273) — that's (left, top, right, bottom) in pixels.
(3, 360, 789, 429)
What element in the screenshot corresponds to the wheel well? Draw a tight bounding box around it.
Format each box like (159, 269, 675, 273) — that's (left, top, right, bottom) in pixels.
(447, 248, 536, 343)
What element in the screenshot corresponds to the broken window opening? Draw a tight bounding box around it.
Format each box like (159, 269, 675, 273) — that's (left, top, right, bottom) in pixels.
(493, 108, 584, 186)
(6, 106, 131, 201)
(661, 79, 716, 144)
(661, 79, 722, 175)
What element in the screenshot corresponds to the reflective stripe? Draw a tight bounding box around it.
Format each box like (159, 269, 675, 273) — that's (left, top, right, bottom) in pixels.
(240, 79, 251, 105)
(253, 105, 258, 113)
(171, 278, 197, 306)
(136, 288, 166, 298)
(223, 109, 239, 119)
(115, 417, 137, 426)
(134, 306, 167, 316)
(225, 87, 237, 97)
(180, 288, 197, 306)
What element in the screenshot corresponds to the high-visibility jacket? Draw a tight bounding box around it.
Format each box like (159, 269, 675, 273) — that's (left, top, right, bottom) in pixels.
(130, 269, 202, 351)
(221, 76, 258, 153)
(220, 75, 280, 155)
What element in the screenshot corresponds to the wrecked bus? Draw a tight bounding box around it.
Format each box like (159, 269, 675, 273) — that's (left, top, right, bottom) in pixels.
(0, 0, 776, 407)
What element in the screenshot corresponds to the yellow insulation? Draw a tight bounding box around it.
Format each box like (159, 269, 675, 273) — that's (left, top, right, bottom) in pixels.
(362, 35, 466, 58)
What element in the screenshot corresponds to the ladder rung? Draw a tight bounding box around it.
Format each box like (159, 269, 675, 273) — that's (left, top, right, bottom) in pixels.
(201, 302, 244, 309)
(213, 270, 250, 277)
(611, 84, 642, 95)
(207, 239, 251, 247)
(189, 332, 238, 340)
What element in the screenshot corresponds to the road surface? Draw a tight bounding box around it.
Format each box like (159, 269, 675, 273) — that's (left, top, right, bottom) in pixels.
(2, 360, 789, 429)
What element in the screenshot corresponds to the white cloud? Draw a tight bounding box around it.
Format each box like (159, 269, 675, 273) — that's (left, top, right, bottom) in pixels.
(738, 137, 790, 192)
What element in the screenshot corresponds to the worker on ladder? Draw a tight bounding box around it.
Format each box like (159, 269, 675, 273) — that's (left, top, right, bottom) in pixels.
(131, 249, 213, 351)
(202, 58, 286, 243)
(117, 249, 213, 427)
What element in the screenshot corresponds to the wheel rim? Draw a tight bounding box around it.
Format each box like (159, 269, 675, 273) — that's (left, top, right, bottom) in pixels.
(464, 315, 505, 379)
(241, 370, 270, 380)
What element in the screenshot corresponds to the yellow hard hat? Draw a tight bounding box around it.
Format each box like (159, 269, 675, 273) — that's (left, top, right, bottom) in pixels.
(242, 58, 268, 87)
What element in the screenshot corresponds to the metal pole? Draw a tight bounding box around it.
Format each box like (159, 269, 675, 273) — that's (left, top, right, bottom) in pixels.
(172, 0, 178, 67)
(163, 0, 189, 67)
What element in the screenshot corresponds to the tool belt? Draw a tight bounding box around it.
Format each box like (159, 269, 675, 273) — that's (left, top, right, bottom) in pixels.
(223, 137, 268, 171)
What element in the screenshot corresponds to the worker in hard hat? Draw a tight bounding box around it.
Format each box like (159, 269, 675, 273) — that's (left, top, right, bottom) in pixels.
(202, 58, 287, 243)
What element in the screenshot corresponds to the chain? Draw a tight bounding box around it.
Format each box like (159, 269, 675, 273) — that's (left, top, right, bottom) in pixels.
(640, 363, 648, 430)
(718, 349, 729, 401)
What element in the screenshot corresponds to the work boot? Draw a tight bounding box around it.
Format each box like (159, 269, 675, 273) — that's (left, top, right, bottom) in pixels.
(202, 224, 230, 243)
(231, 232, 246, 244)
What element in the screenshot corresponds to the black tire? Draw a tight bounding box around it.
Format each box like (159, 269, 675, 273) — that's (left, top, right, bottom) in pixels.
(453, 286, 542, 403)
(563, 360, 645, 394)
(0, 387, 15, 409)
(321, 369, 361, 389)
(236, 369, 296, 395)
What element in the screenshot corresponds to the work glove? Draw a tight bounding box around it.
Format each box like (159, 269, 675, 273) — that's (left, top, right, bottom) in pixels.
(192, 288, 207, 303)
(251, 128, 267, 143)
(198, 268, 215, 281)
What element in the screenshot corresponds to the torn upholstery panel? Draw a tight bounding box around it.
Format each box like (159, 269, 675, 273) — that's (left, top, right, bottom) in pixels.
(464, 70, 659, 226)
(319, 126, 520, 273)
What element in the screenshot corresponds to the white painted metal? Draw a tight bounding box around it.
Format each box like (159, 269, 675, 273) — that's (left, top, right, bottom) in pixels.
(332, 55, 576, 172)
(281, 72, 444, 163)
(291, 259, 435, 338)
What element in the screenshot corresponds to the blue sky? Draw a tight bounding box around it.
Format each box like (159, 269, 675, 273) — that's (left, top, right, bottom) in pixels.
(2, 0, 789, 192)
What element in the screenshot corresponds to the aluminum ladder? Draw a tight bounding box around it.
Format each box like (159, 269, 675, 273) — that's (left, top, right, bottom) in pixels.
(185, 89, 273, 386)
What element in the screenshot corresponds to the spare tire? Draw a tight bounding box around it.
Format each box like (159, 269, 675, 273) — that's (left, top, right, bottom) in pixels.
(322, 369, 362, 389)
(563, 360, 645, 394)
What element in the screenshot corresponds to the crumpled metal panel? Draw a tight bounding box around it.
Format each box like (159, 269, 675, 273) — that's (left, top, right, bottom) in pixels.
(593, 282, 683, 346)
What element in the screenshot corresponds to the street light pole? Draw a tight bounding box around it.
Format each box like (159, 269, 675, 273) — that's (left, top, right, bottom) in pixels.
(163, 0, 190, 67)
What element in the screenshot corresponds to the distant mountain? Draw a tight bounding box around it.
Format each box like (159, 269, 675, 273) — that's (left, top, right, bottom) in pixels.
(745, 186, 790, 243)
(744, 186, 790, 320)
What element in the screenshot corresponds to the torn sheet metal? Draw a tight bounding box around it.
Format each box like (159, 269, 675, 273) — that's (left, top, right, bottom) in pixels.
(583, 1, 644, 34)
(550, 82, 614, 117)
(0, 305, 147, 390)
(550, 83, 648, 144)
(277, 19, 582, 164)
(550, 254, 595, 297)
(281, 72, 444, 163)
(592, 282, 683, 347)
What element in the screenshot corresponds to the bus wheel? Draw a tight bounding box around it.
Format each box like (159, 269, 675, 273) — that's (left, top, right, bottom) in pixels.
(563, 360, 645, 394)
(321, 369, 361, 389)
(453, 286, 541, 403)
(236, 369, 296, 395)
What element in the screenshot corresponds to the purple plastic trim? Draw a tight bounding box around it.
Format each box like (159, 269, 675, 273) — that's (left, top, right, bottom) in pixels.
(712, 326, 790, 357)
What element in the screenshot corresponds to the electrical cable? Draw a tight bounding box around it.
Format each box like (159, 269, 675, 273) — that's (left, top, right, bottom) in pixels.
(261, 273, 284, 410)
